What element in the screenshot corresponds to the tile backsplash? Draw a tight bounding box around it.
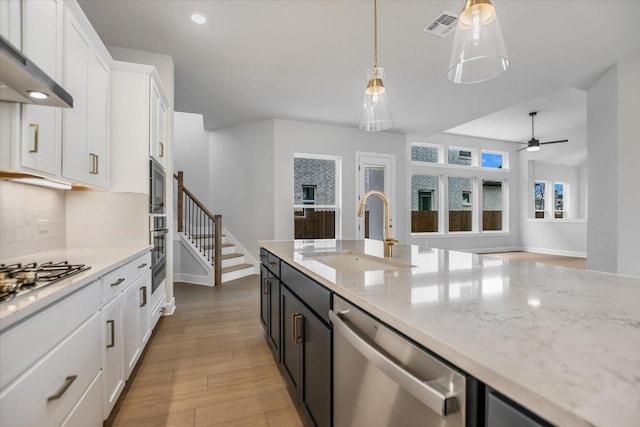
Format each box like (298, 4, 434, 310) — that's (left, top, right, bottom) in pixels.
(0, 181, 66, 260)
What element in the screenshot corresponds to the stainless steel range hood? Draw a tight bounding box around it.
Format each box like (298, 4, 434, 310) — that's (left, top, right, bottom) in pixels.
(0, 35, 73, 108)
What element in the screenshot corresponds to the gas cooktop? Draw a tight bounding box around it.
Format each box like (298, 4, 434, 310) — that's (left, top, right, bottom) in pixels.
(0, 261, 90, 302)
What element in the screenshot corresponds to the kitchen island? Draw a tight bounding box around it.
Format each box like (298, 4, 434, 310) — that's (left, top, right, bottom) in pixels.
(260, 239, 640, 427)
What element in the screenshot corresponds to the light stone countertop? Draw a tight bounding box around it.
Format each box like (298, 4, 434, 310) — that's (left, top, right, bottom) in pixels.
(0, 245, 152, 331)
(259, 239, 640, 427)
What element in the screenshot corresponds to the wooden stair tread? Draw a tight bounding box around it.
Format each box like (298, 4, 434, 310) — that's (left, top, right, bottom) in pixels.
(201, 243, 234, 249)
(220, 253, 243, 260)
(192, 233, 226, 239)
(221, 263, 253, 274)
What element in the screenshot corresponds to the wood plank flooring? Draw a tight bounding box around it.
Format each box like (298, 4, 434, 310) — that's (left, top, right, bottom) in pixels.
(105, 276, 304, 427)
(482, 251, 587, 269)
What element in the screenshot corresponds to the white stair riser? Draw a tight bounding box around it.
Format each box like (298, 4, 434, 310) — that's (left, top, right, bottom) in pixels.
(221, 266, 255, 283)
(221, 256, 244, 268)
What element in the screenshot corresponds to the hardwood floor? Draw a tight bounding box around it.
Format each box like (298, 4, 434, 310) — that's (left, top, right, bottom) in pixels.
(106, 276, 304, 427)
(482, 251, 587, 269)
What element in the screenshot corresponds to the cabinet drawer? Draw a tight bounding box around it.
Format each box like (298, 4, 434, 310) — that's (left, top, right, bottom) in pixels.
(486, 388, 552, 427)
(102, 264, 127, 303)
(281, 262, 331, 324)
(0, 313, 102, 427)
(260, 248, 268, 266)
(0, 280, 101, 390)
(267, 252, 280, 277)
(61, 371, 102, 427)
(126, 252, 151, 283)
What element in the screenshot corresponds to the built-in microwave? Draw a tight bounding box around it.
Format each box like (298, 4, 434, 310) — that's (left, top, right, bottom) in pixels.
(150, 158, 165, 214)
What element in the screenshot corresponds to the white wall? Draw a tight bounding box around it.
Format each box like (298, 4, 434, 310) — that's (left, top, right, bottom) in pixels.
(209, 120, 275, 261)
(405, 133, 520, 252)
(174, 112, 210, 204)
(273, 119, 407, 241)
(587, 54, 640, 277)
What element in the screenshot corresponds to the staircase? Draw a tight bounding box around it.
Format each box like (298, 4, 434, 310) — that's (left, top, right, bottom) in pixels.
(174, 172, 255, 285)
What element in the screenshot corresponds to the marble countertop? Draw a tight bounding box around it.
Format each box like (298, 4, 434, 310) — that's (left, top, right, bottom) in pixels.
(0, 245, 152, 331)
(259, 239, 640, 427)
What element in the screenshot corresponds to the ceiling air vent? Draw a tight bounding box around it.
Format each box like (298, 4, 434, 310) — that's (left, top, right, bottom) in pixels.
(422, 11, 458, 37)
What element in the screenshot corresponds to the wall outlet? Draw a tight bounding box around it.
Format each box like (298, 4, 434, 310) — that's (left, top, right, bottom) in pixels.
(37, 219, 49, 233)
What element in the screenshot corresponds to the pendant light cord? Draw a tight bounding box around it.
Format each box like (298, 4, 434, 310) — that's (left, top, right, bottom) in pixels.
(373, 0, 378, 69)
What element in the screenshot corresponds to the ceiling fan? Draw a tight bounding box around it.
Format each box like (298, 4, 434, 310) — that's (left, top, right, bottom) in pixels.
(516, 112, 569, 152)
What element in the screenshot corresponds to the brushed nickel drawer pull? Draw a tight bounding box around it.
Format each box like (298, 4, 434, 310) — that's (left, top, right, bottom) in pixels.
(262, 278, 269, 294)
(47, 375, 77, 402)
(95, 154, 99, 174)
(138, 263, 148, 269)
(159, 141, 164, 158)
(106, 320, 115, 348)
(140, 286, 147, 307)
(269, 261, 277, 268)
(29, 123, 39, 153)
(110, 277, 125, 287)
(89, 153, 97, 174)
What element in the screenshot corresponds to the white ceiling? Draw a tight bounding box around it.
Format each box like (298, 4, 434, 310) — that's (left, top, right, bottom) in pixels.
(78, 0, 640, 138)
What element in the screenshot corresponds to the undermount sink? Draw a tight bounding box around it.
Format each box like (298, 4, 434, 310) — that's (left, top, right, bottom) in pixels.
(304, 250, 413, 272)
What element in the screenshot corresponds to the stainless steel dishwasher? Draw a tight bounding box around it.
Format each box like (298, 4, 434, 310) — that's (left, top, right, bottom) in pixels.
(330, 295, 466, 427)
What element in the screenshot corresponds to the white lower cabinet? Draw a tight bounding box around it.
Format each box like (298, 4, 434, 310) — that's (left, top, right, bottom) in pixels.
(124, 271, 152, 379)
(101, 292, 125, 417)
(0, 313, 101, 427)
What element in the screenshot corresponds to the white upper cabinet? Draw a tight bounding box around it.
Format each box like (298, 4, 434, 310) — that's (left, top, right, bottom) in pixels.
(20, 0, 63, 177)
(0, 0, 21, 48)
(149, 77, 167, 167)
(62, 5, 110, 189)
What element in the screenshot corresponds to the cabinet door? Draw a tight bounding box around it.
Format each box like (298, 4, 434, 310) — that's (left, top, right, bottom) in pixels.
(123, 282, 141, 379)
(280, 286, 302, 399)
(301, 305, 331, 427)
(102, 293, 125, 418)
(20, 0, 62, 176)
(158, 98, 167, 166)
(268, 273, 280, 358)
(139, 271, 152, 349)
(62, 8, 90, 184)
(260, 265, 269, 329)
(0, 0, 21, 48)
(149, 79, 160, 161)
(86, 52, 109, 188)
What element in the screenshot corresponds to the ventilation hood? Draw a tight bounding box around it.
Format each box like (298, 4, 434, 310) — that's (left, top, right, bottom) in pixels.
(0, 35, 73, 108)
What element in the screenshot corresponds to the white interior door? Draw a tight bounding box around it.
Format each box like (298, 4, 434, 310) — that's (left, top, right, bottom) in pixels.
(356, 152, 395, 240)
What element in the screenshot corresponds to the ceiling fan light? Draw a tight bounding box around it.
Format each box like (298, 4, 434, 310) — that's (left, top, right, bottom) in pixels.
(447, 0, 510, 84)
(360, 67, 393, 132)
(526, 145, 540, 152)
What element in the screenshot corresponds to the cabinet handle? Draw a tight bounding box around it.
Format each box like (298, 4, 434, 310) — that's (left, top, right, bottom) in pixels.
(140, 286, 147, 307)
(138, 263, 148, 269)
(106, 320, 115, 348)
(269, 261, 277, 268)
(292, 313, 303, 344)
(110, 277, 125, 287)
(259, 255, 267, 261)
(159, 142, 164, 158)
(95, 154, 99, 174)
(29, 123, 39, 153)
(262, 278, 269, 294)
(89, 153, 97, 174)
(47, 375, 77, 402)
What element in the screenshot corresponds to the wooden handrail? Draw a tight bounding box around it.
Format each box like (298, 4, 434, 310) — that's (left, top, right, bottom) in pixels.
(174, 171, 223, 286)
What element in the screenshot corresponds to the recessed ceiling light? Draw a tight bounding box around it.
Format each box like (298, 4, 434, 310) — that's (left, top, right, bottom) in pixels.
(27, 90, 49, 100)
(191, 14, 207, 24)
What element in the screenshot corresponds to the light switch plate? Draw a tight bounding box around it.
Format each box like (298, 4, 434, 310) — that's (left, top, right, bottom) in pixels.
(37, 219, 49, 233)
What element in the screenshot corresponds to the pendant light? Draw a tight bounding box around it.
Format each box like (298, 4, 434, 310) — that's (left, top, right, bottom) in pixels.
(447, 0, 510, 84)
(359, 0, 393, 132)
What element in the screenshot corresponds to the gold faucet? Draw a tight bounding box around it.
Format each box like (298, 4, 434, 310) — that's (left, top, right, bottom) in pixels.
(357, 190, 399, 257)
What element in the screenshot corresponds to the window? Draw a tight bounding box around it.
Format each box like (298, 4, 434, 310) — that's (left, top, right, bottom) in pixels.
(293, 155, 340, 239)
(482, 180, 503, 231)
(411, 143, 441, 164)
(534, 181, 546, 218)
(482, 152, 504, 169)
(448, 147, 474, 166)
(411, 175, 439, 233)
(449, 177, 473, 232)
(554, 183, 564, 218)
(302, 185, 316, 205)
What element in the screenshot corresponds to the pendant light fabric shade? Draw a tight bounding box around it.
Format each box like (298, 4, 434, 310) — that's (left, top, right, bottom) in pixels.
(360, 67, 393, 132)
(359, 0, 393, 132)
(447, 0, 510, 84)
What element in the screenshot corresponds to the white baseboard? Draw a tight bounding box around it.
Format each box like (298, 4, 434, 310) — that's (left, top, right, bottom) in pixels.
(469, 246, 521, 254)
(163, 297, 176, 316)
(173, 273, 213, 287)
(520, 246, 587, 258)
